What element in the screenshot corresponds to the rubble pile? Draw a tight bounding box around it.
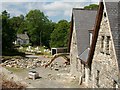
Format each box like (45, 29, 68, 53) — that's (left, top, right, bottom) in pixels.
(1, 58, 47, 69)
(1, 57, 69, 71)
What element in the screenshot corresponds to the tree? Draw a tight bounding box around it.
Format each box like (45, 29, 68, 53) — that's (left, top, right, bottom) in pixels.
(84, 4, 99, 10)
(25, 9, 53, 46)
(2, 10, 16, 50)
(0, 14, 2, 55)
(10, 14, 27, 34)
(41, 21, 55, 48)
(50, 20, 70, 48)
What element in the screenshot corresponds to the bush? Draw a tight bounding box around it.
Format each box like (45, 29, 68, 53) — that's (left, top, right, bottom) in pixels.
(22, 43, 32, 47)
(2, 49, 25, 56)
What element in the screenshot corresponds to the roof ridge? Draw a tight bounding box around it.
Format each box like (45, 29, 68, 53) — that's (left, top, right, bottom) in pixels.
(73, 8, 97, 11)
(73, 8, 84, 10)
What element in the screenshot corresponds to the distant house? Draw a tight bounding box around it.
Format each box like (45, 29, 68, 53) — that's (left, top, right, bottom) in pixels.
(68, 8, 97, 85)
(15, 32, 29, 45)
(87, 1, 120, 88)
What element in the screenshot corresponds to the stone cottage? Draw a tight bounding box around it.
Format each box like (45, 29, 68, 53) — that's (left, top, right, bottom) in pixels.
(87, 0, 120, 88)
(68, 8, 97, 85)
(15, 32, 29, 45)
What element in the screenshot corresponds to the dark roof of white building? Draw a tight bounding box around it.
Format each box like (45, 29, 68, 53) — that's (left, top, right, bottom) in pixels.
(17, 33, 29, 40)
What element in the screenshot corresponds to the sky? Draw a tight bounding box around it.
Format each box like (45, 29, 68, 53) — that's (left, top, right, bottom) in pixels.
(1, 0, 99, 22)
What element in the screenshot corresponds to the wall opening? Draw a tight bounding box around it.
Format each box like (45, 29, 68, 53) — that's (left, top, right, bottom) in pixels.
(83, 64, 85, 83)
(96, 70, 100, 87)
(113, 80, 118, 90)
(106, 36, 110, 55)
(100, 36, 104, 53)
(104, 12, 106, 17)
(89, 30, 93, 46)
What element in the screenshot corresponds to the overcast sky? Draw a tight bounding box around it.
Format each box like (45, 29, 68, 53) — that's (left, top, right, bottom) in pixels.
(1, 0, 99, 22)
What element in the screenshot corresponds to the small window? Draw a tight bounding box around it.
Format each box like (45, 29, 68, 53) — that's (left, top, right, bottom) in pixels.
(83, 64, 85, 82)
(73, 35, 77, 45)
(104, 12, 106, 17)
(73, 42, 77, 45)
(100, 36, 104, 53)
(106, 36, 110, 55)
(89, 70, 92, 81)
(104, 12, 107, 22)
(96, 70, 100, 87)
(89, 32, 93, 46)
(113, 80, 118, 89)
(18, 40, 21, 45)
(23, 40, 26, 44)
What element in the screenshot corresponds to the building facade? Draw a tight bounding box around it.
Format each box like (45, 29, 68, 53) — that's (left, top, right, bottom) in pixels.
(69, 0, 120, 88)
(90, 1, 120, 88)
(69, 8, 97, 84)
(15, 33, 29, 45)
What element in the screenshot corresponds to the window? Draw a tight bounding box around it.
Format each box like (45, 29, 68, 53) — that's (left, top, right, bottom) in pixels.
(106, 36, 110, 55)
(89, 69, 92, 81)
(89, 31, 93, 46)
(96, 70, 100, 87)
(23, 40, 26, 44)
(113, 80, 118, 89)
(73, 42, 77, 45)
(83, 64, 85, 82)
(100, 36, 104, 53)
(17, 40, 21, 45)
(73, 35, 77, 45)
(89, 30, 93, 46)
(104, 12, 107, 22)
(104, 12, 106, 17)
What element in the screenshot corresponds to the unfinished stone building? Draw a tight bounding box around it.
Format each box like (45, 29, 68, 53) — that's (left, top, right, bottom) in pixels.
(87, 1, 120, 88)
(68, 8, 97, 84)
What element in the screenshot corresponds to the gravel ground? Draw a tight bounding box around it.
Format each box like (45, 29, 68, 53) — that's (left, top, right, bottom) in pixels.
(2, 56, 82, 88)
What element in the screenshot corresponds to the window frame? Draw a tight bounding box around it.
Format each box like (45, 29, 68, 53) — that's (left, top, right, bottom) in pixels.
(100, 36, 105, 53)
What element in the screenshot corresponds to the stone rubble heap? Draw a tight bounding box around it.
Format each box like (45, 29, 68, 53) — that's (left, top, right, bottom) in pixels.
(1, 57, 69, 71)
(1, 58, 47, 69)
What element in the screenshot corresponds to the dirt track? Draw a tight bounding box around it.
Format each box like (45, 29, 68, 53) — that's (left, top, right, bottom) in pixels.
(2, 56, 82, 88)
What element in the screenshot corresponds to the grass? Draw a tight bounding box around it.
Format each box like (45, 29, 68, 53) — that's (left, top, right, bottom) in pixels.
(2, 49, 25, 57)
(18, 47, 27, 52)
(2, 56, 22, 59)
(2, 46, 52, 58)
(5, 67, 27, 73)
(18, 46, 52, 56)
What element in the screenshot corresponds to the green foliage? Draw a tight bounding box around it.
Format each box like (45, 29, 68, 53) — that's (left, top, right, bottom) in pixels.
(21, 43, 32, 47)
(2, 9, 70, 51)
(25, 9, 54, 47)
(2, 48, 25, 56)
(2, 10, 16, 51)
(10, 15, 24, 32)
(0, 14, 2, 54)
(50, 20, 70, 48)
(84, 4, 99, 10)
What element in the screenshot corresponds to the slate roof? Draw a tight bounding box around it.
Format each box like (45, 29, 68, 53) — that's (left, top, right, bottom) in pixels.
(17, 34, 29, 40)
(79, 48, 90, 62)
(105, 1, 120, 70)
(72, 8, 97, 61)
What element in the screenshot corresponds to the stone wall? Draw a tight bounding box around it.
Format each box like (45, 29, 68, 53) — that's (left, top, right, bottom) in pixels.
(70, 21, 94, 87)
(70, 22, 82, 78)
(90, 11, 119, 88)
